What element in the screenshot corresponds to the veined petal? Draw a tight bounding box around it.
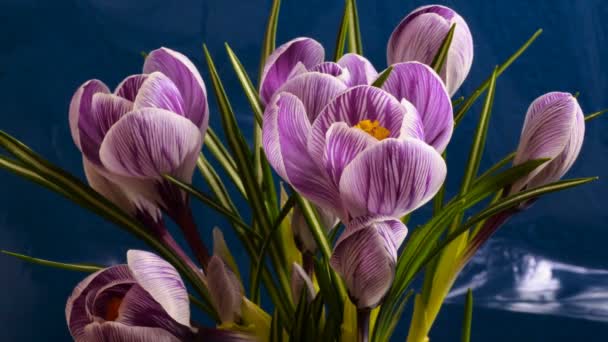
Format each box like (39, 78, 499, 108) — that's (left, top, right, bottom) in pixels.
(83, 158, 135, 215)
(212, 228, 241, 281)
(116, 284, 193, 340)
(126, 250, 190, 327)
(82, 322, 180, 342)
(387, 5, 473, 95)
(339, 138, 446, 218)
(399, 99, 426, 141)
(324, 122, 378, 188)
(262, 92, 339, 212)
(510, 92, 585, 193)
(310, 61, 351, 84)
(115, 74, 149, 102)
(143, 47, 208, 131)
(337, 53, 378, 86)
(330, 223, 395, 309)
(207, 256, 243, 323)
(99, 108, 202, 181)
(79, 93, 134, 165)
(69, 80, 111, 150)
(260, 37, 325, 104)
(133, 72, 186, 115)
(382, 62, 453, 152)
(66, 265, 134, 341)
(309, 85, 409, 167)
(276, 71, 348, 122)
(291, 263, 316, 302)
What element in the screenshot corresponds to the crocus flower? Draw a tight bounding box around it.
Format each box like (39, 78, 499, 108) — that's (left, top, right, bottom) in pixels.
(259, 37, 378, 104)
(69, 47, 208, 225)
(387, 5, 473, 96)
(207, 256, 243, 324)
(263, 84, 446, 222)
(466, 92, 585, 261)
(66, 250, 195, 341)
(509, 92, 585, 196)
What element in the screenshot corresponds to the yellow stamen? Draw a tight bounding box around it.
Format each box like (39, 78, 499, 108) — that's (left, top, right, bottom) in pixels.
(354, 119, 390, 140)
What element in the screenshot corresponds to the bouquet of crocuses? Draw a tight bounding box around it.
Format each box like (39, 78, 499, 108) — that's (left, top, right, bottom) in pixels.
(0, 1, 604, 341)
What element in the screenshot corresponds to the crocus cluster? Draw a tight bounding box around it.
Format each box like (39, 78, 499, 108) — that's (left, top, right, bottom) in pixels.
(260, 7, 465, 306)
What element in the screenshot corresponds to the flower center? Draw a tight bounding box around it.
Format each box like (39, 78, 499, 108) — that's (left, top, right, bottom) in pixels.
(104, 297, 123, 321)
(354, 119, 390, 140)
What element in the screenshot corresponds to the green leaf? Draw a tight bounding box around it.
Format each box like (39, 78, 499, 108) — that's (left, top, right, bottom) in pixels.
(371, 66, 393, 88)
(460, 67, 498, 194)
(163, 175, 260, 239)
(334, 0, 351, 61)
(461, 289, 473, 342)
(270, 310, 284, 342)
(346, 0, 363, 54)
(225, 43, 264, 126)
(454, 29, 542, 126)
(585, 108, 608, 122)
(430, 24, 456, 72)
(315, 258, 344, 342)
(0, 131, 216, 318)
(258, 0, 281, 84)
(1, 250, 102, 272)
(196, 154, 239, 213)
(473, 152, 516, 187)
(452, 96, 465, 107)
(203, 129, 246, 197)
(250, 194, 296, 303)
(203, 44, 293, 311)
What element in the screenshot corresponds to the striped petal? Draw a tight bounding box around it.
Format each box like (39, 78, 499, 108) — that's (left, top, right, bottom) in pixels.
(309, 86, 415, 169)
(79, 93, 134, 165)
(382, 62, 453, 152)
(510, 92, 585, 193)
(337, 53, 378, 86)
(330, 217, 407, 309)
(99, 108, 202, 181)
(260, 37, 325, 104)
(207, 256, 243, 323)
(115, 74, 149, 102)
(339, 138, 446, 218)
(143, 47, 208, 131)
(66, 265, 134, 341)
(387, 5, 473, 95)
(69, 79, 111, 150)
(276, 71, 348, 122)
(126, 250, 190, 327)
(262, 92, 339, 212)
(82, 322, 180, 342)
(133, 72, 186, 115)
(291, 263, 316, 302)
(83, 157, 135, 215)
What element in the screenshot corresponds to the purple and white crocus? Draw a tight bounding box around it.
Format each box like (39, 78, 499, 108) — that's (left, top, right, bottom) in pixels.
(69, 47, 211, 267)
(69, 47, 207, 225)
(66, 250, 195, 342)
(263, 83, 447, 307)
(387, 5, 474, 96)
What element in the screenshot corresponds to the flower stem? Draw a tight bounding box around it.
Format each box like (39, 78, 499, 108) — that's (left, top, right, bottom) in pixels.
(175, 208, 211, 271)
(357, 308, 370, 342)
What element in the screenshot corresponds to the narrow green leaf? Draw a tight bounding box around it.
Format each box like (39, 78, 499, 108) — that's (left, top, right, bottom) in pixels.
(294, 194, 332, 260)
(225, 43, 264, 126)
(371, 66, 393, 88)
(270, 310, 284, 342)
(334, 0, 351, 61)
(163, 175, 260, 239)
(203, 129, 246, 197)
(203, 45, 293, 309)
(258, 0, 281, 83)
(261, 148, 279, 214)
(460, 67, 498, 194)
(250, 194, 296, 302)
(431, 24, 456, 72)
(461, 289, 473, 342)
(452, 96, 465, 107)
(585, 108, 608, 122)
(432, 152, 447, 214)
(454, 29, 542, 126)
(346, 0, 363, 54)
(1, 250, 102, 272)
(196, 154, 239, 212)
(473, 152, 516, 186)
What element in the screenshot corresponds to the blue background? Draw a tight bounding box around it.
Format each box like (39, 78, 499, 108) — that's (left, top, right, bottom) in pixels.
(0, 0, 607, 340)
